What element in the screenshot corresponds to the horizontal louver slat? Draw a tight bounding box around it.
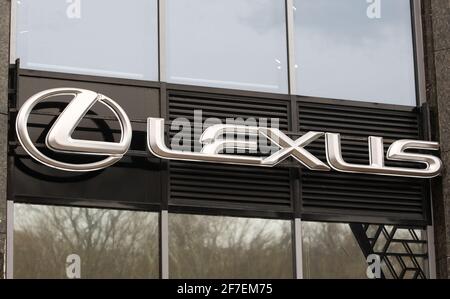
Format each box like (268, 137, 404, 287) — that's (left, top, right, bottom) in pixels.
(168, 92, 292, 214)
(298, 100, 427, 223)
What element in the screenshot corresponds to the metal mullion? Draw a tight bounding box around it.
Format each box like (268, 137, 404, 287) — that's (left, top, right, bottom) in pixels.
(410, 0, 437, 278)
(158, 0, 167, 83)
(411, 0, 426, 106)
(159, 209, 169, 279)
(287, 0, 302, 278)
(285, 0, 296, 96)
(6, 201, 14, 279)
(9, 0, 16, 64)
(425, 225, 436, 278)
(293, 218, 303, 279)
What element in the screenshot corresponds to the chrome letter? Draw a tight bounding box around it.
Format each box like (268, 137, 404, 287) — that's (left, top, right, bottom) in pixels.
(325, 133, 442, 178)
(387, 139, 442, 178)
(260, 129, 330, 170)
(147, 118, 263, 165)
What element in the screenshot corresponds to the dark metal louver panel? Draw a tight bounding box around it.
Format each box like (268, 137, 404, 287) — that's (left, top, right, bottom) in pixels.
(298, 99, 428, 224)
(298, 101, 420, 139)
(168, 93, 290, 130)
(168, 91, 292, 216)
(169, 162, 292, 213)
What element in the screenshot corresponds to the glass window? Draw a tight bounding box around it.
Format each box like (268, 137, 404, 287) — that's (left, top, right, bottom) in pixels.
(13, 204, 159, 278)
(169, 214, 293, 278)
(293, 0, 416, 105)
(16, 0, 158, 80)
(302, 222, 368, 278)
(166, 0, 289, 93)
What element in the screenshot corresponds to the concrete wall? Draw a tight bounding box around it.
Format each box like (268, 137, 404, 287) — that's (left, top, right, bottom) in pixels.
(423, 0, 450, 278)
(0, 0, 10, 279)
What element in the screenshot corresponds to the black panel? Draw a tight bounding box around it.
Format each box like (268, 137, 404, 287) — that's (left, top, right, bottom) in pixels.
(297, 98, 429, 225)
(13, 154, 162, 210)
(10, 74, 162, 210)
(17, 73, 160, 121)
(167, 90, 293, 217)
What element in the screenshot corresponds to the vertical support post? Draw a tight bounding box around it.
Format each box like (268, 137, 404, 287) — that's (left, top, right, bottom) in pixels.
(9, 0, 16, 64)
(6, 201, 13, 279)
(411, 0, 436, 279)
(287, 0, 301, 277)
(293, 218, 303, 279)
(160, 210, 169, 279)
(426, 225, 437, 279)
(158, 0, 167, 82)
(411, 0, 426, 105)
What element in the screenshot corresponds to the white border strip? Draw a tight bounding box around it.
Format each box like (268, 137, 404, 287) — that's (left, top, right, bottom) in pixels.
(169, 76, 279, 90)
(25, 63, 145, 79)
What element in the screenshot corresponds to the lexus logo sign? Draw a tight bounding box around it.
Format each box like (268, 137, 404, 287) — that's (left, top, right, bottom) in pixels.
(16, 88, 443, 178)
(16, 88, 132, 171)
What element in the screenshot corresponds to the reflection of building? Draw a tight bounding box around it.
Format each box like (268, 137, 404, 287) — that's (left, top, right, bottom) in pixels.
(0, 0, 449, 279)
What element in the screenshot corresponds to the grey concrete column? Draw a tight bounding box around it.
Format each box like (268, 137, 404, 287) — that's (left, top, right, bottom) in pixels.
(423, 0, 450, 279)
(0, 0, 10, 279)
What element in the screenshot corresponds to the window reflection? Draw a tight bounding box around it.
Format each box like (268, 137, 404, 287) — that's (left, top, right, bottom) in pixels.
(16, 0, 159, 80)
(169, 214, 293, 278)
(166, 0, 289, 93)
(302, 222, 368, 278)
(13, 204, 159, 278)
(293, 0, 416, 105)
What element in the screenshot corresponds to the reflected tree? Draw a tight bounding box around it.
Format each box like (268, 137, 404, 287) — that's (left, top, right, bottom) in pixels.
(302, 222, 368, 279)
(169, 215, 293, 279)
(14, 205, 376, 279)
(14, 205, 159, 279)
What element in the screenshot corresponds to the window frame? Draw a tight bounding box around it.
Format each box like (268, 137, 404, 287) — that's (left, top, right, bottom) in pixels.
(6, 0, 433, 279)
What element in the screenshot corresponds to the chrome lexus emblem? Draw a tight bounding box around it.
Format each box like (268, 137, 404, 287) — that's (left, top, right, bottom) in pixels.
(16, 88, 443, 178)
(16, 88, 132, 171)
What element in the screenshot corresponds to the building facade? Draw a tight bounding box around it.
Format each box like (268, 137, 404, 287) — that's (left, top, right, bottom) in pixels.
(0, 0, 449, 279)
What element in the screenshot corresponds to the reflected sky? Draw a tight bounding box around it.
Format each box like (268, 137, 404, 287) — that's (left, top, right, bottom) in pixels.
(16, 0, 159, 80)
(166, 0, 288, 93)
(15, 0, 416, 103)
(294, 0, 416, 105)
